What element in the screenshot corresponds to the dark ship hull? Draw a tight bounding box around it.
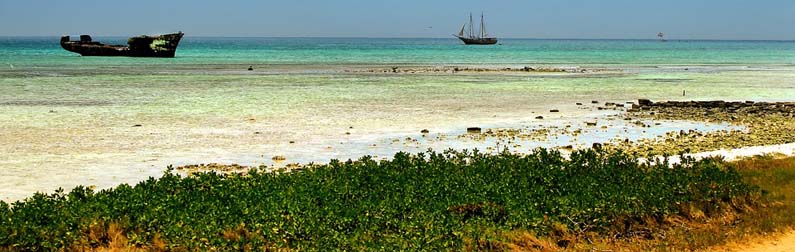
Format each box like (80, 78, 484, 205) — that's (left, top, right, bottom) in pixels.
(60, 32, 184, 57)
(456, 36, 498, 45)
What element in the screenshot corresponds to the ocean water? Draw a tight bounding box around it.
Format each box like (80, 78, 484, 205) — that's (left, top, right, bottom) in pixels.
(2, 37, 795, 201)
(2, 37, 795, 67)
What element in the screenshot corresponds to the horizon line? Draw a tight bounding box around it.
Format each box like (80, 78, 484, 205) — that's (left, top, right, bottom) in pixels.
(2, 35, 794, 42)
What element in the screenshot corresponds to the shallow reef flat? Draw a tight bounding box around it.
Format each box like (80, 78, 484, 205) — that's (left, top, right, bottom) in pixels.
(1, 65, 795, 201)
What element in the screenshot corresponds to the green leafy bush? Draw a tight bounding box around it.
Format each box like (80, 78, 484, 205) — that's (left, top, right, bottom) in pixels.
(0, 149, 755, 251)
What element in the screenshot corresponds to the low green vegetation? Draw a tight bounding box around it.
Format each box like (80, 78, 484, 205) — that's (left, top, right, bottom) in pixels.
(0, 149, 758, 251)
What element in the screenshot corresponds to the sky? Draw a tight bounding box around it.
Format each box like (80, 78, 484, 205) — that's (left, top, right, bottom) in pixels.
(1, 0, 794, 40)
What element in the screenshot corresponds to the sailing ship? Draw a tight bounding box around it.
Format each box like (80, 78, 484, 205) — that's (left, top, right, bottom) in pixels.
(455, 13, 497, 45)
(60, 32, 184, 57)
(657, 32, 667, 42)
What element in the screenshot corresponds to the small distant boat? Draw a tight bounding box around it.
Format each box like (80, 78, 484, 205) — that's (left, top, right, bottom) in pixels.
(454, 13, 497, 45)
(60, 32, 184, 57)
(658, 32, 667, 42)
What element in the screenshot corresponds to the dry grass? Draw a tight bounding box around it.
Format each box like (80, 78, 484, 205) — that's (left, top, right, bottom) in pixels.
(58, 221, 167, 252)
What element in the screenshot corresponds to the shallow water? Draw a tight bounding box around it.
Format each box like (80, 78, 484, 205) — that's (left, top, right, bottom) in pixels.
(1, 38, 795, 201)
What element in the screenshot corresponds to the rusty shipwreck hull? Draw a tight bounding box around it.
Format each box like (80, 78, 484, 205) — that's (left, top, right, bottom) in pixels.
(60, 32, 184, 57)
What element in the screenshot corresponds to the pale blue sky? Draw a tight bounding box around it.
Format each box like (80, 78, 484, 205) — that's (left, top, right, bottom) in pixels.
(1, 0, 794, 40)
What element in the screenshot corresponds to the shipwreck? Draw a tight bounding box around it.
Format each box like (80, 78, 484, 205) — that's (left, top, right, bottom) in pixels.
(60, 32, 184, 57)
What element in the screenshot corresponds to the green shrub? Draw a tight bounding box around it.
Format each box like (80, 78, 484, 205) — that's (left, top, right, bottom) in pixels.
(0, 148, 755, 251)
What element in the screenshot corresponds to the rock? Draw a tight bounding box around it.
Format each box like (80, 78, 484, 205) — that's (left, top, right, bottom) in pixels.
(247, 66, 254, 71)
(132, 124, 142, 127)
(535, 116, 544, 119)
(585, 121, 598, 126)
(592, 100, 599, 104)
(254, 131, 261, 134)
(467, 127, 482, 134)
(421, 129, 430, 134)
(272, 155, 286, 161)
(550, 109, 560, 113)
(576, 102, 583, 106)
(638, 99, 653, 106)
(289, 141, 295, 144)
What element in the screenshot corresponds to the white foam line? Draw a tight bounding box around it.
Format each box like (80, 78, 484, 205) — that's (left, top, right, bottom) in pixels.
(663, 142, 795, 164)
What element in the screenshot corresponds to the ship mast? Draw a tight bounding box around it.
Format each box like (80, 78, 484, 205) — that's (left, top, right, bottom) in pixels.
(480, 13, 487, 38)
(469, 13, 474, 38)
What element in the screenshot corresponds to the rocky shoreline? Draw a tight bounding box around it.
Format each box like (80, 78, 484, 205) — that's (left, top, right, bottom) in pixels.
(172, 99, 795, 175)
(605, 100, 795, 156)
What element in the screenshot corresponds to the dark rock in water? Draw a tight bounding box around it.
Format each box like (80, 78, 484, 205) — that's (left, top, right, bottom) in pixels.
(585, 121, 597, 126)
(591, 100, 599, 104)
(535, 116, 544, 119)
(289, 141, 295, 144)
(421, 129, 430, 134)
(467, 127, 482, 134)
(615, 104, 624, 107)
(132, 124, 142, 127)
(638, 99, 653, 106)
(248, 66, 254, 71)
(576, 102, 583, 106)
(550, 109, 560, 113)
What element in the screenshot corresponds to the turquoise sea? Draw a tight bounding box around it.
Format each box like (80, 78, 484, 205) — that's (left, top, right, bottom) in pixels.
(1, 37, 795, 201)
(2, 37, 795, 67)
